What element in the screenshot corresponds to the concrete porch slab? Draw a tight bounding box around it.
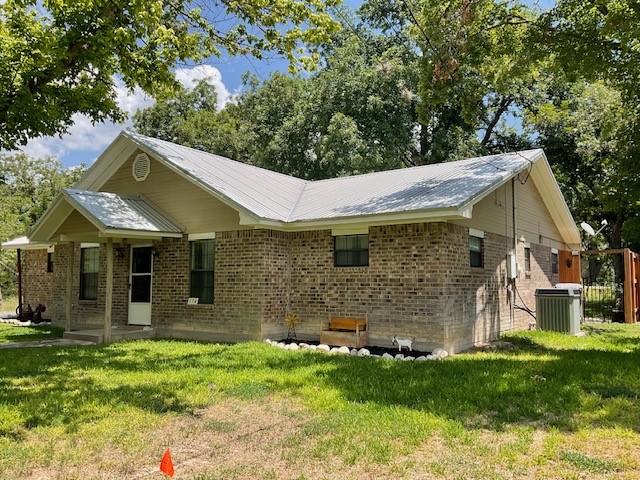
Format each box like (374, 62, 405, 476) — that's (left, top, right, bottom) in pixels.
(63, 326, 156, 344)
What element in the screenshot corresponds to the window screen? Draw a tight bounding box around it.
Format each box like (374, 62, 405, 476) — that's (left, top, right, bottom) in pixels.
(334, 234, 369, 267)
(47, 252, 54, 273)
(524, 247, 531, 272)
(80, 247, 99, 300)
(190, 239, 215, 304)
(469, 236, 483, 268)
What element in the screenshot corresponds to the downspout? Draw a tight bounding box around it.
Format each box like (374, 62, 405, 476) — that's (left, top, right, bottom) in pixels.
(16, 248, 23, 318)
(512, 178, 518, 258)
(511, 178, 518, 329)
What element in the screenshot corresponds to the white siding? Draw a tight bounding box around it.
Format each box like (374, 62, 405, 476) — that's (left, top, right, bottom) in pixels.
(452, 176, 567, 251)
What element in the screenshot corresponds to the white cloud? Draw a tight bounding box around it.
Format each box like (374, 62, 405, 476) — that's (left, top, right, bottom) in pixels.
(15, 66, 231, 164)
(175, 65, 233, 109)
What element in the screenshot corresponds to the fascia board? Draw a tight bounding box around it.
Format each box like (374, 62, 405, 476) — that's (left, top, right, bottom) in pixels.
(29, 196, 74, 243)
(100, 229, 183, 239)
(241, 206, 471, 231)
(0, 240, 51, 250)
(530, 153, 581, 248)
(122, 131, 264, 225)
(74, 133, 137, 191)
(61, 190, 109, 232)
(457, 149, 543, 212)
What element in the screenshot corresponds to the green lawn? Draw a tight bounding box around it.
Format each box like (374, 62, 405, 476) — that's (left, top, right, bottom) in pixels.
(0, 324, 64, 344)
(0, 323, 639, 479)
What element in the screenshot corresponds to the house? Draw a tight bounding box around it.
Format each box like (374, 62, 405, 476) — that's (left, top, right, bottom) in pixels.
(2, 130, 581, 352)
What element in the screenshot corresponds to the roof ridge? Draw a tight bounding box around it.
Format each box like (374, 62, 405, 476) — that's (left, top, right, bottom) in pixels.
(305, 150, 541, 186)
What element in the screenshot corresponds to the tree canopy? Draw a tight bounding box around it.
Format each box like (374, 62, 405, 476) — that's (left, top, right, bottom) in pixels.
(134, 0, 640, 249)
(0, 154, 85, 295)
(0, 0, 340, 150)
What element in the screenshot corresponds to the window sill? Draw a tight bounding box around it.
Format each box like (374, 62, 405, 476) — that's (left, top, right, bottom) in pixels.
(186, 303, 215, 309)
(79, 300, 98, 305)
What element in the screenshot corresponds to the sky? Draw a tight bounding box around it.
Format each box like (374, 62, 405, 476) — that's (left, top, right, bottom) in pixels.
(10, 0, 555, 169)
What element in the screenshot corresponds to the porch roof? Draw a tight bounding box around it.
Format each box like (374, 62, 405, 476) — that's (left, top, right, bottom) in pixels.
(63, 189, 183, 235)
(0, 236, 50, 250)
(26, 189, 184, 243)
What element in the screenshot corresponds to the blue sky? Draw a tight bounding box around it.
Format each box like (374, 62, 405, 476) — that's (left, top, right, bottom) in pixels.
(14, 0, 555, 169)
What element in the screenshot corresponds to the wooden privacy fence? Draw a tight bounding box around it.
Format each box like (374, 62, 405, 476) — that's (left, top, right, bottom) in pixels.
(581, 248, 639, 324)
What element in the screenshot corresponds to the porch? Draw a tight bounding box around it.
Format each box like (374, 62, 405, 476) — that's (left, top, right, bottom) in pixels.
(63, 325, 156, 343)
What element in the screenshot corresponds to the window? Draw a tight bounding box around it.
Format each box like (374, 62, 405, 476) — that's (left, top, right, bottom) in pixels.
(469, 235, 484, 268)
(47, 252, 54, 273)
(551, 251, 559, 274)
(524, 246, 531, 272)
(334, 234, 369, 267)
(190, 239, 215, 304)
(80, 247, 99, 300)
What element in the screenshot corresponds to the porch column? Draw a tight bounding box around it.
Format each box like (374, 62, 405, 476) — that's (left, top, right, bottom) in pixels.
(65, 242, 75, 332)
(104, 238, 113, 344)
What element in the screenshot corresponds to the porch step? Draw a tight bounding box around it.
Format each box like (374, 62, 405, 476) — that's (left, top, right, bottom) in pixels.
(63, 327, 156, 344)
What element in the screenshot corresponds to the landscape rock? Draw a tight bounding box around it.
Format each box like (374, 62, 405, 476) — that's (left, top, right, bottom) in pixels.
(337, 346, 351, 355)
(415, 356, 428, 361)
(395, 354, 405, 360)
(432, 348, 449, 359)
(403, 356, 415, 361)
(264, 339, 272, 344)
(350, 348, 358, 356)
(426, 354, 437, 360)
(289, 343, 299, 351)
(317, 344, 330, 352)
(371, 354, 381, 358)
(330, 347, 340, 354)
(307, 345, 317, 351)
(357, 348, 370, 357)
(277, 342, 286, 349)
(382, 353, 394, 360)
(299, 343, 309, 349)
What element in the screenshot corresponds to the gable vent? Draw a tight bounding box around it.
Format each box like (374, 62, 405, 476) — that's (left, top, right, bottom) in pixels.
(132, 153, 150, 182)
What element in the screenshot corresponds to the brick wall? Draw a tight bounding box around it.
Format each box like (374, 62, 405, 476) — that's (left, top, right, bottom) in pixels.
(21, 249, 54, 313)
(22, 221, 558, 352)
(150, 232, 263, 341)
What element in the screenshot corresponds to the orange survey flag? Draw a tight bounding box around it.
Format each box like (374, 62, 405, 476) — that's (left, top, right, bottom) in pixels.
(160, 449, 174, 477)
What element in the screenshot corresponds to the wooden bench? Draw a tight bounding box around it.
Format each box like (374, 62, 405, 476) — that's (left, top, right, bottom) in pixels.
(320, 314, 368, 348)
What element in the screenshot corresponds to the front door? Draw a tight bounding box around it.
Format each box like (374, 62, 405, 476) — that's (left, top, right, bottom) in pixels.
(128, 246, 153, 325)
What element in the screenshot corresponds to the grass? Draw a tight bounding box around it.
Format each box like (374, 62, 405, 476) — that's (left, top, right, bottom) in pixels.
(0, 322, 638, 478)
(0, 323, 64, 343)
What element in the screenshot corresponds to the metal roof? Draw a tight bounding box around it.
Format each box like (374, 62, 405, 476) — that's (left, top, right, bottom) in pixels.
(63, 189, 183, 234)
(289, 151, 540, 222)
(123, 131, 540, 223)
(125, 132, 307, 222)
(0, 236, 49, 250)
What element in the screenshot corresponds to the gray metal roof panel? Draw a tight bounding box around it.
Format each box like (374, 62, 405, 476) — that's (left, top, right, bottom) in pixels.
(124, 131, 307, 221)
(64, 189, 183, 233)
(289, 150, 541, 221)
(122, 131, 541, 223)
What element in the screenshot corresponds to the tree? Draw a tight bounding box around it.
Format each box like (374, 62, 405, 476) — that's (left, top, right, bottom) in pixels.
(535, 0, 640, 103)
(134, 29, 421, 179)
(0, 154, 85, 296)
(0, 0, 340, 150)
(525, 81, 640, 274)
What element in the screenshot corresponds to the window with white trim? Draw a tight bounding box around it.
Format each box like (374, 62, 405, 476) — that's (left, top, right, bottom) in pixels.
(469, 235, 484, 268)
(190, 239, 215, 304)
(334, 234, 369, 267)
(80, 247, 99, 300)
